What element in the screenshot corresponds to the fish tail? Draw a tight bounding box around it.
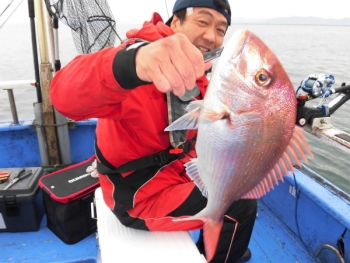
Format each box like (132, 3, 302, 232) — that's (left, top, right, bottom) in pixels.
(173, 214, 224, 261)
(203, 218, 224, 262)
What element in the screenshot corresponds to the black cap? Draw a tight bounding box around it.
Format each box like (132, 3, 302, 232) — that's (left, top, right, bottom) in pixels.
(167, 0, 231, 26)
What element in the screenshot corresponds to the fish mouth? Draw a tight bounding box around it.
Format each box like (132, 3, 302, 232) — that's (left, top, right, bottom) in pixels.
(228, 29, 249, 66)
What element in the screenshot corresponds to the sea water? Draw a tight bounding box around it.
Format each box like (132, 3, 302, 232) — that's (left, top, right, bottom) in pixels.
(0, 22, 350, 194)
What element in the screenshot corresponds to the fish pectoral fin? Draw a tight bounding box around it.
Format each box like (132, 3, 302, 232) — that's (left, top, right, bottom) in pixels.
(164, 100, 203, 131)
(185, 99, 203, 111)
(242, 127, 313, 199)
(202, 106, 232, 122)
(185, 159, 208, 197)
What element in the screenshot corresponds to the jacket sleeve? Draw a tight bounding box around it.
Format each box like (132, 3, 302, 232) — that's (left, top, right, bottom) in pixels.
(50, 42, 150, 121)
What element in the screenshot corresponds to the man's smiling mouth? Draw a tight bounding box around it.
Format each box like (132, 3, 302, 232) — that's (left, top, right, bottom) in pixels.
(197, 46, 210, 53)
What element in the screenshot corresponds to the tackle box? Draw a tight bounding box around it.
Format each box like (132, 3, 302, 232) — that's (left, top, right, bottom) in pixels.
(0, 167, 45, 232)
(39, 156, 100, 244)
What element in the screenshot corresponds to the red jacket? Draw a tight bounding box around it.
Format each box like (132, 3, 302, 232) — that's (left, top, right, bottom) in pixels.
(51, 13, 210, 227)
(50, 12, 209, 173)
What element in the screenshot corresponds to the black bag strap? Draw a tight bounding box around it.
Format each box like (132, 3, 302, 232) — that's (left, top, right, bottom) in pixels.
(95, 139, 192, 174)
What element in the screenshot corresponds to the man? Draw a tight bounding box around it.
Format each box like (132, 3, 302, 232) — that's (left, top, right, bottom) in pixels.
(50, 0, 257, 262)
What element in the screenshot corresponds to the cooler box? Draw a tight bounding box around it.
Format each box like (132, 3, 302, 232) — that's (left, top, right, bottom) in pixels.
(0, 167, 45, 232)
(39, 156, 100, 244)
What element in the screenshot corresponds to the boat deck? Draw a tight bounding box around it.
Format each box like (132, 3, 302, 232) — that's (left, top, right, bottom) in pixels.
(0, 217, 98, 263)
(0, 189, 317, 263)
(248, 203, 316, 263)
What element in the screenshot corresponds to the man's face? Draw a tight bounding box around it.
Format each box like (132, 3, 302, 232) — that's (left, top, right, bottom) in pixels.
(170, 7, 228, 54)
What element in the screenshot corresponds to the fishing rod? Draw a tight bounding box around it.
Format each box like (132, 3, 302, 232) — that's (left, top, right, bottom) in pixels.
(164, 0, 170, 19)
(27, 0, 42, 103)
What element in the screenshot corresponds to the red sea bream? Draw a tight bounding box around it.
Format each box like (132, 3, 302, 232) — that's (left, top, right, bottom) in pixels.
(165, 29, 312, 261)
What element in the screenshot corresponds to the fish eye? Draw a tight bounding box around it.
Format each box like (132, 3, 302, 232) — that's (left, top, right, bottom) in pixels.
(255, 69, 271, 86)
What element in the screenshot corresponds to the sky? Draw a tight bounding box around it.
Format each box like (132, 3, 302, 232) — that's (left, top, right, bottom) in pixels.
(1, 0, 349, 26)
(111, 0, 350, 21)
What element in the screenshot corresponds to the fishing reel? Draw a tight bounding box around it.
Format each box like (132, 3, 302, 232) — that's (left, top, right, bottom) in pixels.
(300, 73, 335, 98)
(296, 72, 350, 127)
(296, 73, 337, 126)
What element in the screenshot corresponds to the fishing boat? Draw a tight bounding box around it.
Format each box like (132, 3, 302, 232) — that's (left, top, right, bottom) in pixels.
(0, 1, 349, 262)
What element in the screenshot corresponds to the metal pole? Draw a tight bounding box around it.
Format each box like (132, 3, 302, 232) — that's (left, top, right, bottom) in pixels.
(45, 10, 56, 71)
(27, 0, 49, 165)
(34, 102, 49, 166)
(45, 10, 72, 165)
(34, 0, 49, 63)
(54, 110, 72, 165)
(7, 89, 19, 125)
(53, 17, 61, 72)
(34, 0, 61, 166)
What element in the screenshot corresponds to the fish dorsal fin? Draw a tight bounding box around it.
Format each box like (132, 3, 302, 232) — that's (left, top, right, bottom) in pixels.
(184, 159, 208, 198)
(242, 127, 312, 199)
(164, 100, 203, 131)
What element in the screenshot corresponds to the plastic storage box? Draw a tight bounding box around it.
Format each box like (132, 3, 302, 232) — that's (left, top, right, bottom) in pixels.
(0, 167, 45, 232)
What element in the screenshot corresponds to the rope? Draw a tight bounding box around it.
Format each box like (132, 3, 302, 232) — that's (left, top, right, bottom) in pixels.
(0, 0, 24, 29)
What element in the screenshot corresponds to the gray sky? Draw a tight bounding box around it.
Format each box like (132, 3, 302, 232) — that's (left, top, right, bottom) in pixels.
(1, 0, 350, 26)
(111, 0, 350, 22)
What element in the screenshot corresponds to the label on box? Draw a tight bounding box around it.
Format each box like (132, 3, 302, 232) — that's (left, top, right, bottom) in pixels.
(0, 213, 6, 229)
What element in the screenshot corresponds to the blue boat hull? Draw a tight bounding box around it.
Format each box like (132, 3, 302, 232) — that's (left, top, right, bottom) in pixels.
(1, 119, 349, 262)
(0, 119, 97, 168)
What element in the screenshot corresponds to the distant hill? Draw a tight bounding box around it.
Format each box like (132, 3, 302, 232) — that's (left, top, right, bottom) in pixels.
(232, 17, 350, 26)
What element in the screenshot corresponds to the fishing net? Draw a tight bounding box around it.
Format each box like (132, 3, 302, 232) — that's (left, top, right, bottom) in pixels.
(44, 0, 121, 54)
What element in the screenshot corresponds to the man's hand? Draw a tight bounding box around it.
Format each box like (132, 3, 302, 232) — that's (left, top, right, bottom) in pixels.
(135, 33, 212, 97)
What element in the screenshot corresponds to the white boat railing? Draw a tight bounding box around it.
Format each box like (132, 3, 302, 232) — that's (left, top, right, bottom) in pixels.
(0, 80, 36, 124)
(303, 120, 350, 155)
